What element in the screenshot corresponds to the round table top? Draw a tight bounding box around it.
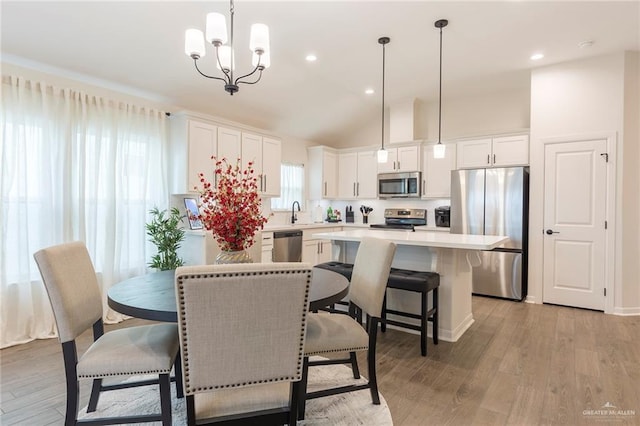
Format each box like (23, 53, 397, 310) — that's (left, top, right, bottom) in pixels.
(107, 267, 349, 322)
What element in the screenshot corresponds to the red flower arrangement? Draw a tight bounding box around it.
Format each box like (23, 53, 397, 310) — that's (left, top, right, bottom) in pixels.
(195, 157, 269, 252)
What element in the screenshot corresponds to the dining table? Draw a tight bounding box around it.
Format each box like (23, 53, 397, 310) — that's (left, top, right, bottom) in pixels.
(107, 266, 350, 322)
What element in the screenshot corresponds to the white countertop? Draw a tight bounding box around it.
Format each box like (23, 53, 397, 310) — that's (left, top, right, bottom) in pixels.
(311, 229, 509, 250)
(263, 222, 450, 233)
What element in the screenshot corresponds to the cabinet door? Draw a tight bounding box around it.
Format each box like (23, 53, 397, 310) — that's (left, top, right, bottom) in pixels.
(323, 151, 338, 198)
(217, 127, 241, 164)
(492, 135, 529, 166)
(317, 240, 333, 263)
(457, 138, 492, 169)
(377, 149, 398, 173)
(302, 240, 319, 264)
(422, 143, 457, 198)
(261, 137, 282, 196)
(357, 150, 378, 198)
(188, 120, 217, 191)
(241, 132, 263, 174)
(397, 145, 420, 171)
(338, 152, 358, 199)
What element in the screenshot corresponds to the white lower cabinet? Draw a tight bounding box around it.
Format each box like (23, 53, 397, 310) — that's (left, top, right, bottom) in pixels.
(302, 227, 338, 264)
(261, 232, 273, 263)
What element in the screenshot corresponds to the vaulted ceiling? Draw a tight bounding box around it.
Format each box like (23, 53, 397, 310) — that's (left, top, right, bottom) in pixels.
(2, 1, 639, 144)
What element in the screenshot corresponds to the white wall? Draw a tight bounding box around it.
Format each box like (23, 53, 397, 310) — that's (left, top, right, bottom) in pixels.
(529, 52, 639, 313)
(336, 88, 530, 149)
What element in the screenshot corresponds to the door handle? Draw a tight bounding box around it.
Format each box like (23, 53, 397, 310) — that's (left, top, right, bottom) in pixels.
(353, 182, 356, 197)
(545, 229, 560, 235)
(356, 182, 360, 196)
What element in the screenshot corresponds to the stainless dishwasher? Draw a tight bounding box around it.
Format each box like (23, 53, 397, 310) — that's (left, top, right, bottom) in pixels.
(273, 230, 303, 262)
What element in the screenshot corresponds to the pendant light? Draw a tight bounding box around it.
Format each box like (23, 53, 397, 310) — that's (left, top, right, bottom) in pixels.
(377, 37, 390, 163)
(433, 19, 448, 159)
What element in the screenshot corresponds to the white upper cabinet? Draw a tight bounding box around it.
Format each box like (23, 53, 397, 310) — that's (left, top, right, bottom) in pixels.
(337, 150, 377, 199)
(356, 150, 378, 198)
(169, 117, 217, 193)
(377, 145, 421, 173)
(308, 146, 338, 199)
(240, 133, 282, 197)
(217, 127, 241, 164)
(491, 135, 529, 166)
(457, 134, 529, 169)
(261, 137, 282, 197)
(422, 143, 457, 198)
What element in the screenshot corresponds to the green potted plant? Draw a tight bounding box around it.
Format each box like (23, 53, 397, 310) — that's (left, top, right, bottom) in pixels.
(146, 207, 186, 270)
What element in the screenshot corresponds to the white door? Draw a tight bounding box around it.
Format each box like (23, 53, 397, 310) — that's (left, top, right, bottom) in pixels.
(261, 137, 281, 196)
(543, 139, 608, 310)
(217, 127, 241, 163)
(357, 150, 378, 198)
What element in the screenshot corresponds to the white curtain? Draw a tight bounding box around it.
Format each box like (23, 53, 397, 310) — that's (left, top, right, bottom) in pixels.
(0, 76, 169, 348)
(271, 163, 304, 210)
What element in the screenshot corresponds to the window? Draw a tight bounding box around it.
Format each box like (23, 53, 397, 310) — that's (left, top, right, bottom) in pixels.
(271, 163, 304, 210)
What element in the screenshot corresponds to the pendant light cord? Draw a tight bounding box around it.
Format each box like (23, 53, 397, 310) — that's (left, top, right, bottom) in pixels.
(381, 41, 386, 151)
(437, 24, 443, 145)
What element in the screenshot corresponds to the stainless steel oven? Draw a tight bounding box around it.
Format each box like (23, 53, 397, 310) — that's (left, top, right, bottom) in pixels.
(377, 172, 421, 198)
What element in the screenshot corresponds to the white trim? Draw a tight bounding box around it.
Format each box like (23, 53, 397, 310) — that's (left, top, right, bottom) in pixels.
(539, 131, 617, 314)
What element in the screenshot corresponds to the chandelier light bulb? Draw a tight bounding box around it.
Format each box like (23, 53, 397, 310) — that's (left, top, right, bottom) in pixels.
(206, 12, 228, 45)
(216, 45, 234, 72)
(252, 50, 270, 69)
(250, 23, 270, 53)
(185, 29, 206, 58)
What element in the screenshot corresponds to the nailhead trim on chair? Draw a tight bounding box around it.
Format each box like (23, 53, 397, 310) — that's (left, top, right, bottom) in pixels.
(304, 346, 369, 356)
(177, 269, 311, 393)
(78, 369, 172, 378)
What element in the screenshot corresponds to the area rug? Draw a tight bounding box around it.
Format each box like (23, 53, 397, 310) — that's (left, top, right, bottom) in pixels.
(78, 360, 393, 425)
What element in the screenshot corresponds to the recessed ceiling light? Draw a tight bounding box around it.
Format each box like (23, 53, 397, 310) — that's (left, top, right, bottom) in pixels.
(579, 40, 594, 49)
(305, 54, 317, 62)
(365, 88, 375, 95)
(530, 53, 544, 61)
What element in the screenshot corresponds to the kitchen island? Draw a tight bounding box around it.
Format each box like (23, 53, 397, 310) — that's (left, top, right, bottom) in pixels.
(312, 229, 510, 342)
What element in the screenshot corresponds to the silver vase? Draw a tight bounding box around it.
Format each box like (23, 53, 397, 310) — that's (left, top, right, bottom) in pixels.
(215, 250, 253, 264)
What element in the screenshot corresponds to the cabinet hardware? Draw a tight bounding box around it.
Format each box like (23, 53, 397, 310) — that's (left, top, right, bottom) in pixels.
(356, 182, 360, 196)
(605, 221, 608, 229)
(264, 175, 267, 192)
(324, 182, 327, 196)
(493, 154, 496, 164)
(423, 180, 426, 195)
(393, 161, 397, 170)
(398, 161, 400, 169)
(600, 153, 609, 162)
(545, 229, 559, 235)
(487, 154, 490, 164)
(353, 182, 356, 197)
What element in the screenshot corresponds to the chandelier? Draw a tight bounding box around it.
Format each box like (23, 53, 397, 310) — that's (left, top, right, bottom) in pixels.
(184, 0, 270, 96)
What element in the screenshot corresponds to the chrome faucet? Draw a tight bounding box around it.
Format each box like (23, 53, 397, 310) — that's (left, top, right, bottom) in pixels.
(291, 201, 301, 224)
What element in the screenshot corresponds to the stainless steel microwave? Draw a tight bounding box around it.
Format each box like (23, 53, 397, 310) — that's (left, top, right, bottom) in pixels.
(377, 172, 422, 198)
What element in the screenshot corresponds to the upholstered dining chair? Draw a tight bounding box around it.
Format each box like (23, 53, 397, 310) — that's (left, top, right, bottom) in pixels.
(33, 241, 180, 425)
(175, 263, 312, 426)
(298, 237, 396, 420)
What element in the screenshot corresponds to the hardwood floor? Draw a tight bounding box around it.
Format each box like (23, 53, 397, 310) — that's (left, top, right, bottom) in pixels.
(1, 296, 639, 425)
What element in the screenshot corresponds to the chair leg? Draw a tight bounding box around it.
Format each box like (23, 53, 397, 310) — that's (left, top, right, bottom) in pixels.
(174, 353, 184, 398)
(421, 291, 427, 357)
(87, 378, 102, 412)
(349, 351, 360, 379)
(367, 319, 380, 405)
(159, 373, 172, 426)
(61, 342, 80, 426)
(433, 288, 439, 345)
(186, 395, 196, 426)
(298, 357, 310, 421)
(381, 294, 387, 332)
(290, 380, 301, 425)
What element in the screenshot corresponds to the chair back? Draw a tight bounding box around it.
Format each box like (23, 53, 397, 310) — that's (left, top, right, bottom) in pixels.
(33, 241, 103, 343)
(348, 237, 396, 318)
(175, 263, 312, 395)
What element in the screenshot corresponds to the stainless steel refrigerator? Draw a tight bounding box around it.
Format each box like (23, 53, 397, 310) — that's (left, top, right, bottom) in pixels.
(450, 167, 529, 300)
